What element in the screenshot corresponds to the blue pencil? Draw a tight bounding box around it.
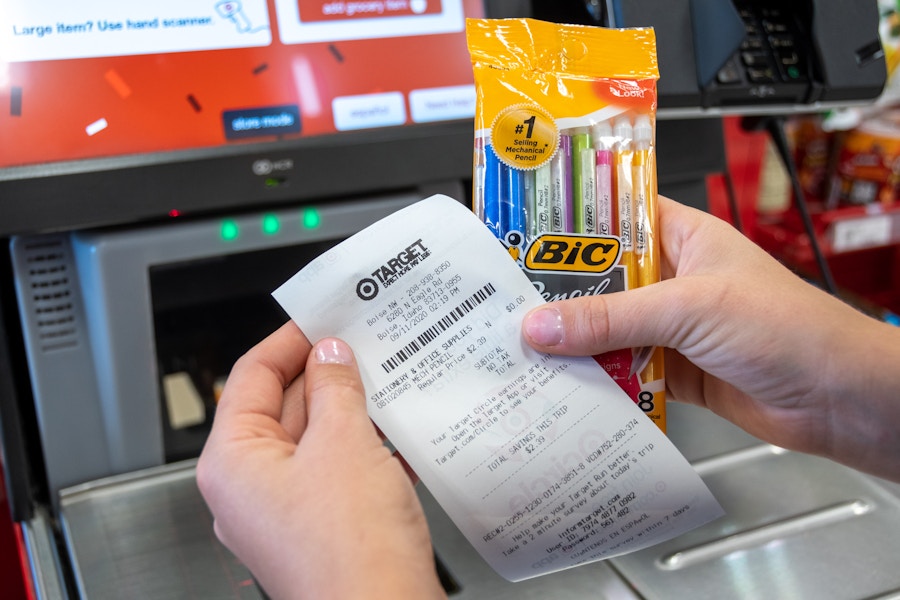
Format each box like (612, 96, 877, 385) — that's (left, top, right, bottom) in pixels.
(483, 143, 503, 238)
(501, 163, 526, 241)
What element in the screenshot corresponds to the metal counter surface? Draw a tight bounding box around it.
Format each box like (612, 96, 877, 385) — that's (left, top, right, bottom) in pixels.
(57, 464, 639, 599)
(56, 402, 900, 599)
(611, 403, 900, 600)
(60, 465, 265, 600)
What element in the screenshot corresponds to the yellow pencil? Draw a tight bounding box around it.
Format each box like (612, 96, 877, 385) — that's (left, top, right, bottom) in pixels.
(633, 115, 659, 288)
(632, 114, 665, 432)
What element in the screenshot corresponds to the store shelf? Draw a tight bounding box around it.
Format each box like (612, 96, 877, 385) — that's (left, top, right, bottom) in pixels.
(754, 203, 900, 316)
(756, 203, 900, 262)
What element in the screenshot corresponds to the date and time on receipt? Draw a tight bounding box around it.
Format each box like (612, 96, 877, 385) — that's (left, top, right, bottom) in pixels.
(273, 195, 722, 582)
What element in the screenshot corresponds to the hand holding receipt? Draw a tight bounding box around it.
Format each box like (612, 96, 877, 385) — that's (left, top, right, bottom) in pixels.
(272, 195, 722, 581)
(199, 194, 900, 600)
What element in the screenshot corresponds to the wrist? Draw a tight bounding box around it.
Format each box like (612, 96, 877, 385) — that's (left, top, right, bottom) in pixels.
(821, 312, 900, 482)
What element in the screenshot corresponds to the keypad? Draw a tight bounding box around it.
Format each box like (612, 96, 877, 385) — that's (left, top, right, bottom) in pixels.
(717, 2, 808, 86)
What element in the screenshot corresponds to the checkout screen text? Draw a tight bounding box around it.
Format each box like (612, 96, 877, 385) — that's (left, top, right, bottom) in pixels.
(0, 0, 483, 168)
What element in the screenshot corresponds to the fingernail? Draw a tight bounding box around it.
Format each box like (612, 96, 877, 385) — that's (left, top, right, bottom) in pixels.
(524, 307, 563, 346)
(315, 338, 354, 365)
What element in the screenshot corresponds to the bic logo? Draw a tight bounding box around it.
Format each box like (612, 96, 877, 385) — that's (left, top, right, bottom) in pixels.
(524, 234, 620, 274)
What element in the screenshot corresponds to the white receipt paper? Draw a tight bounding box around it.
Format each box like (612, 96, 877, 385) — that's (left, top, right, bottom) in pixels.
(273, 195, 722, 581)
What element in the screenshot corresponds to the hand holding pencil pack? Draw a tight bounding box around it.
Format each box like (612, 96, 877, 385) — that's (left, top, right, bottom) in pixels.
(466, 18, 666, 431)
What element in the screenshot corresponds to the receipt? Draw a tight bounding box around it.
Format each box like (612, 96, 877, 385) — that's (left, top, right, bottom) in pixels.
(273, 194, 722, 581)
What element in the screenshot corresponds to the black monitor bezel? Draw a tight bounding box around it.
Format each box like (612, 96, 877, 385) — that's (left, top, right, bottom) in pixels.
(0, 118, 474, 236)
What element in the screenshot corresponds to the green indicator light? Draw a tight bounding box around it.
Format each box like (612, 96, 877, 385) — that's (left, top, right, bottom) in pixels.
(262, 214, 280, 235)
(221, 219, 240, 241)
(302, 208, 321, 229)
(788, 66, 800, 79)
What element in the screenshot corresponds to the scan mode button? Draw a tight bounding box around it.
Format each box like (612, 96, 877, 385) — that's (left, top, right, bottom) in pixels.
(223, 105, 301, 140)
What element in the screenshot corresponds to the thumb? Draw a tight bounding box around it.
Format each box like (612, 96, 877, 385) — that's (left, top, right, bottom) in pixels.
(522, 279, 705, 356)
(304, 338, 374, 437)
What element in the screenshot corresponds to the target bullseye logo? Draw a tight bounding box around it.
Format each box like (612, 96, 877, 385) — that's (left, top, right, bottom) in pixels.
(356, 278, 379, 301)
(355, 239, 431, 301)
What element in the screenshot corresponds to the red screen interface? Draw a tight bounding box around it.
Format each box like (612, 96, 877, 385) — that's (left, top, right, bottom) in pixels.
(0, 0, 483, 168)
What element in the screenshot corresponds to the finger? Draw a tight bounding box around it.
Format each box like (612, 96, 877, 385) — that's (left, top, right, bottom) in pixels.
(661, 347, 708, 407)
(522, 196, 765, 357)
(279, 374, 309, 442)
(521, 278, 711, 356)
(303, 338, 378, 441)
(214, 321, 312, 427)
(374, 426, 419, 484)
(655, 196, 684, 281)
(392, 451, 420, 485)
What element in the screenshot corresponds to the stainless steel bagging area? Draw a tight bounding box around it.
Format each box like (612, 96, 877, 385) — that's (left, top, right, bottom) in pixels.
(35, 403, 900, 599)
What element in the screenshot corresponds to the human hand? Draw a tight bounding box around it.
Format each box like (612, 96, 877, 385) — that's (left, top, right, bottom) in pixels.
(196, 323, 445, 600)
(522, 196, 900, 482)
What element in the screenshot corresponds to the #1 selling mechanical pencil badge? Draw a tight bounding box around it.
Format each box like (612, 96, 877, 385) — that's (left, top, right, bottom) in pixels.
(467, 18, 666, 432)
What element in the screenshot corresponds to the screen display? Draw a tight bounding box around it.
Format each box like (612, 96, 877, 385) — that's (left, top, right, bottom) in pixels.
(0, 0, 483, 169)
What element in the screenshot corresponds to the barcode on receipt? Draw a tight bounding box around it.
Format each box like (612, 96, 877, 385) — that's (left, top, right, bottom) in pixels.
(381, 283, 497, 373)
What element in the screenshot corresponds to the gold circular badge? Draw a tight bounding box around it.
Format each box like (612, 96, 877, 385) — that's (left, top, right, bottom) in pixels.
(490, 104, 558, 170)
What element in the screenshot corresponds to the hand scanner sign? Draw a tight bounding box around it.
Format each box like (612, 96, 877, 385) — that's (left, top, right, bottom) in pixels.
(0, 0, 271, 62)
(273, 195, 722, 581)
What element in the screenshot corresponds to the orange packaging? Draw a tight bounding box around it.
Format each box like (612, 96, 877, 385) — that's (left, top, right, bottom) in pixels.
(833, 112, 900, 207)
(466, 18, 665, 431)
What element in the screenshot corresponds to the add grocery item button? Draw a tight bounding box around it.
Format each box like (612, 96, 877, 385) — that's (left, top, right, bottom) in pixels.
(223, 105, 302, 140)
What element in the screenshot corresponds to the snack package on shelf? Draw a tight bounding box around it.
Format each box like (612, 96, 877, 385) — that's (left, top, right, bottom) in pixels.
(831, 111, 900, 208)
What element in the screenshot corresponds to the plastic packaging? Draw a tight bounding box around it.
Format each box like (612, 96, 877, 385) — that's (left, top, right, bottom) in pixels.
(467, 18, 666, 431)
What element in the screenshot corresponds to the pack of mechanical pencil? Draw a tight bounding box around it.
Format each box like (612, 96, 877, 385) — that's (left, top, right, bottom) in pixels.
(466, 18, 666, 432)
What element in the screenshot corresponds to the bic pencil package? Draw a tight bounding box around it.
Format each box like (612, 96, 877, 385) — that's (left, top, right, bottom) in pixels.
(467, 18, 666, 431)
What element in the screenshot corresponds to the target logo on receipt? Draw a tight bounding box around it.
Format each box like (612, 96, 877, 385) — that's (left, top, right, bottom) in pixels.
(356, 238, 431, 301)
(273, 194, 722, 582)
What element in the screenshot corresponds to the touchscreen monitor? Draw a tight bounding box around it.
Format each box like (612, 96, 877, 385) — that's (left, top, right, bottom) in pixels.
(0, 0, 483, 168)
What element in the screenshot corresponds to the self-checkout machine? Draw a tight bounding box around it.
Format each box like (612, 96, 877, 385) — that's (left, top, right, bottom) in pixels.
(1, 1, 899, 598)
